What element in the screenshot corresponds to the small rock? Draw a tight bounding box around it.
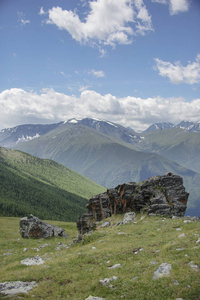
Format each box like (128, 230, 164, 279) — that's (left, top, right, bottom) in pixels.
(123, 212, 136, 224)
(0, 281, 37, 295)
(153, 263, 172, 279)
(39, 243, 51, 249)
(132, 276, 139, 280)
(85, 296, 105, 300)
(100, 222, 110, 228)
(176, 228, 182, 231)
(99, 276, 118, 286)
(118, 232, 127, 235)
(21, 255, 44, 266)
(23, 248, 28, 252)
(176, 248, 185, 251)
(196, 238, 200, 244)
(92, 247, 96, 250)
(178, 233, 185, 238)
(174, 280, 179, 285)
(150, 261, 158, 265)
(188, 261, 198, 271)
(183, 220, 191, 223)
(108, 264, 121, 269)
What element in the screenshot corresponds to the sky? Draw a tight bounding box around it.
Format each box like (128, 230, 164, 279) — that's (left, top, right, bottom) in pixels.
(0, 0, 200, 131)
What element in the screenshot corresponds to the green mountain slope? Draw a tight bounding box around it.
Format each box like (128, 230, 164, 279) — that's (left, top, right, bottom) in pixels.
(140, 128, 200, 174)
(0, 147, 105, 221)
(15, 125, 200, 216)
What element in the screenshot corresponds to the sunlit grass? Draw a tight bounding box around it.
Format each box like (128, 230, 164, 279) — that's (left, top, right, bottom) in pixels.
(0, 215, 199, 299)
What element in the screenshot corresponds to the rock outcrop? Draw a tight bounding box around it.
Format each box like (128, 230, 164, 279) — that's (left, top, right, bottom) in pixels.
(77, 173, 189, 234)
(20, 214, 67, 239)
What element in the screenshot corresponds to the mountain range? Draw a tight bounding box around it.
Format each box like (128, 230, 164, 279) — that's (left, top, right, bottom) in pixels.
(0, 118, 200, 216)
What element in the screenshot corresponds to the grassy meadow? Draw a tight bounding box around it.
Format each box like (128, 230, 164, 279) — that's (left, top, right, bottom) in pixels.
(0, 215, 200, 299)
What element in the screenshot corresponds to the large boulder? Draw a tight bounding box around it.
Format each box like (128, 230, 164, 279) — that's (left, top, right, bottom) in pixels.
(20, 214, 67, 239)
(77, 173, 189, 233)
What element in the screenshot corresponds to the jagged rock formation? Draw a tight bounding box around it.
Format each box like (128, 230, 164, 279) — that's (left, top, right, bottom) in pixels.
(77, 173, 189, 234)
(20, 215, 67, 238)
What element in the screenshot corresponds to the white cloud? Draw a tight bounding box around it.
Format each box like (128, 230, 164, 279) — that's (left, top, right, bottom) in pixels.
(88, 69, 105, 78)
(154, 54, 200, 84)
(169, 0, 189, 15)
(39, 7, 46, 16)
(17, 12, 30, 26)
(46, 0, 153, 48)
(151, 0, 190, 15)
(1, 88, 200, 132)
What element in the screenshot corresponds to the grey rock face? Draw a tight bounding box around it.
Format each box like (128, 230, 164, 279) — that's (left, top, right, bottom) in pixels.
(20, 214, 67, 239)
(0, 281, 37, 296)
(77, 173, 189, 234)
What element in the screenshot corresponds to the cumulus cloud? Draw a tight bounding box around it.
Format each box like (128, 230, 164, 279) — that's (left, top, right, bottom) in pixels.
(46, 0, 153, 48)
(1, 88, 200, 132)
(154, 54, 200, 84)
(152, 0, 190, 15)
(88, 69, 105, 78)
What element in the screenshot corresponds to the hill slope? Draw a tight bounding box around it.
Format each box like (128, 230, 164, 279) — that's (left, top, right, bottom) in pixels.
(0, 147, 105, 221)
(0, 215, 199, 299)
(15, 125, 200, 216)
(140, 128, 200, 174)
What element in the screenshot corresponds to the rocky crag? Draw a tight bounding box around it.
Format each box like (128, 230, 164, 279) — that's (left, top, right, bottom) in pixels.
(77, 173, 189, 234)
(20, 215, 67, 239)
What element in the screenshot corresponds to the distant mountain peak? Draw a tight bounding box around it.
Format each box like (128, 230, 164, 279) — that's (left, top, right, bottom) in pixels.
(144, 122, 174, 132)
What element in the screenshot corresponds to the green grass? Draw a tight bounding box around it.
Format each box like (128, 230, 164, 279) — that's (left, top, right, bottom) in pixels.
(0, 215, 199, 299)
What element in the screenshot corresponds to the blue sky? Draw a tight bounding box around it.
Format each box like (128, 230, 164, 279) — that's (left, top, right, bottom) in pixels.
(0, 0, 200, 131)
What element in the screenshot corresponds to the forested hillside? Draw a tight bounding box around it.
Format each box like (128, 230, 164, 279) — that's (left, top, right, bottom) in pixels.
(0, 147, 105, 221)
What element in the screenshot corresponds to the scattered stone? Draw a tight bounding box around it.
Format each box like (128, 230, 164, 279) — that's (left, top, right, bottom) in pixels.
(183, 220, 191, 223)
(99, 276, 118, 286)
(106, 261, 110, 264)
(176, 228, 182, 231)
(132, 276, 139, 280)
(150, 261, 158, 265)
(85, 296, 105, 300)
(0, 281, 37, 295)
(55, 242, 70, 250)
(100, 222, 110, 228)
(114, 221, 123, 227)
(20, 214, 67, 239)
(176, 248, 185, 251)
(123, 212, 136, 224)
(21, 255, 44, 266)
(153, 263, 172, 279)
(23, 248, 28, 252)
(92, 247, 96, 250)
(196, 238, 200, 244)
(117, 232, 127, 235)
(108, 264, 121, 269)
(174, 280, 180, 285)
(178, 233, 185, 238)
(39, 243, 51, 249)
(31, 248, 40, 252)
(188, 261, 199, 271)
